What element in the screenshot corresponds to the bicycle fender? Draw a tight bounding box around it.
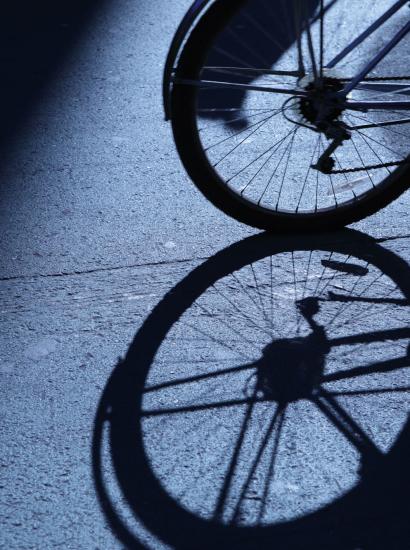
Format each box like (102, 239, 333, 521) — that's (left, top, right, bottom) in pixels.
(163, 0, 215, 121)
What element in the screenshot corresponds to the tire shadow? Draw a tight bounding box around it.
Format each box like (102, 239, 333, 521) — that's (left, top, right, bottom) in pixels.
(93, 229, 410, 549)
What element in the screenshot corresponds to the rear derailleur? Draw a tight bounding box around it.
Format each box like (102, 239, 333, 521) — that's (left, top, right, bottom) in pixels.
(312, 122, 351, 174)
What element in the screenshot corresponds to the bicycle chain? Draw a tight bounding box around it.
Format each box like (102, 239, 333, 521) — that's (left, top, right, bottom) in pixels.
(331, 159, 409, 174)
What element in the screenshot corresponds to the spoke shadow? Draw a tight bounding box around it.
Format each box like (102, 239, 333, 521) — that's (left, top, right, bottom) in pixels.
(93, 229, 410, 549)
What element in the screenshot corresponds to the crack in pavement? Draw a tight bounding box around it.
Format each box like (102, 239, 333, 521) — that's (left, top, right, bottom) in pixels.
(0, 256, 209, 283)
(1, 234, 409, 283)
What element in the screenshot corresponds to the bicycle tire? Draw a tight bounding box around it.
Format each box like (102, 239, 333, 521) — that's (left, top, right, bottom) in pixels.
(170, 0, 410, 231)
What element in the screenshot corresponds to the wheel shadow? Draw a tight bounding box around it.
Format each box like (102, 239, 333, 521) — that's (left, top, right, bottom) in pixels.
(93, 229, 410, 549)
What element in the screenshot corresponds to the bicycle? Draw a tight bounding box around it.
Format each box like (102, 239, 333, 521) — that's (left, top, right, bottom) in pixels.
(163, 0, 410, 231)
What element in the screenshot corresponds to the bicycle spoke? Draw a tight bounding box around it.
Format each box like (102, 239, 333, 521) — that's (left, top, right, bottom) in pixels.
(242, 10, 289, 58)
(326, 0, 409, 69)
(276, 128, 299, 209)
(240, 132, 291, 197)
(347, 111, 410, 140)
(296, 133, 321, 211)
(353, 127, 392, 175)
(198, 108, 280, 113)
(202, 68, 298, 86)
(356, 128, 406, 160)
(210, 112, 279, 164)
(314, 137, 322, 211)
(350, 134, 376, 186)
(227, 127, 296, 182)
(205, 110, 279, 152)
(213, 45, 259, 72)
(177, 77, 306, 96)
(227, 26, 272, 69)
(199, 108, 277, 132)
(257, 129, 297, 204)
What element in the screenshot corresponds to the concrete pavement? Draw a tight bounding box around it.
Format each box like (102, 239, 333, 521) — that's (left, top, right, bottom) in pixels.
(0, 1, 409, 548)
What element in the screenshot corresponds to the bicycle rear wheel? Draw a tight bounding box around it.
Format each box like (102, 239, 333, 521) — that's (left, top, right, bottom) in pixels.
(171, 0, 410, 230)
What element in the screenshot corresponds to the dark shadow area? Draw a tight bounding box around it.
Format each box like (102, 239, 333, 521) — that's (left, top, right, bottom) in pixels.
(93, 229, 410, 549)
(0, 0, 107, 149)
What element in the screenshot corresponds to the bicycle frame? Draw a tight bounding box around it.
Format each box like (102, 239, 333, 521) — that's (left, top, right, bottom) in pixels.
(337, 0, 410, 105)
(164, 0, 410, 120)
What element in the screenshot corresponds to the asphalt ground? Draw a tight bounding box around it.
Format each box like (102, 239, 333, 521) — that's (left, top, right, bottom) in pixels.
(0, 1, 409, 548)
